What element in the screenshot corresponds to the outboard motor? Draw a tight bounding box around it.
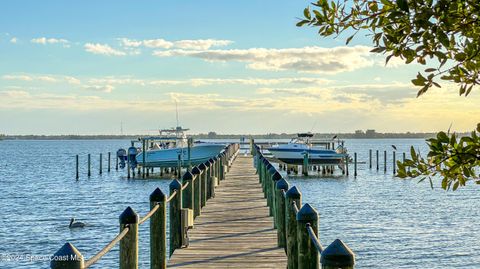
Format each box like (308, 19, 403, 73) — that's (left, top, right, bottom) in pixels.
(128, 146, 138, 169)
(117, 148, 127, 169)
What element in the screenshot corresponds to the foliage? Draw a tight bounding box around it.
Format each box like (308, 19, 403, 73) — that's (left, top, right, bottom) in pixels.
(298, 0, 480, 96)
(396, 124, 480, 190)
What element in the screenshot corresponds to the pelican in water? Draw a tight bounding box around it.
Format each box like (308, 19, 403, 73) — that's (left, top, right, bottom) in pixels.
(69, 218, 86, 228)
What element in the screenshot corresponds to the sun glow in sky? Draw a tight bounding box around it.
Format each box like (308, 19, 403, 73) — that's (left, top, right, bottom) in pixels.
(0, 0, 478, 135)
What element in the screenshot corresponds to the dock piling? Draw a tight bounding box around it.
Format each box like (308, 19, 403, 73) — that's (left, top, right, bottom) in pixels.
(296, 203, 319, 269)
(285, 186, 302, 269)
(169, 179, 182, 256)
(99, 153, 102, 175)
(87, 154, 91, 177)
(393, 151, 396, 175)
(108, 152, 111, 173)
(353, 153, 357, 177)
(384, 151, 387, 173)
(150, 188, 167, 269)
(320, 239, 355, 269)
(376, 150, 379, 171)
(369, 149, 372, 169)
(119, 206, 139, 269)
(75, 155, 79, 180)
(50, 242, 84, 269)
(275, 178, 289, 249)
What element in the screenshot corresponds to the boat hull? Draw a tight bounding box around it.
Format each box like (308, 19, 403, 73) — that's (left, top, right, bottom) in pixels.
(267, 148, 344, 165)
(136, 143, 226, 168)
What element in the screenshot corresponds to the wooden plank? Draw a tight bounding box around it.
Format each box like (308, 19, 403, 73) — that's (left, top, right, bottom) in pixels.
(168, 156, 287, 268)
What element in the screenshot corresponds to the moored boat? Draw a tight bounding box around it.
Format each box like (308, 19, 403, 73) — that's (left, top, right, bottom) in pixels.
(267, 133, 346, 165)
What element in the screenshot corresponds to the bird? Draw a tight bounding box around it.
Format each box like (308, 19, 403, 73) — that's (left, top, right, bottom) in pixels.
(69, 218, 86, 228)
(391, 145, 397, 151)
(332, 135, 338, 140)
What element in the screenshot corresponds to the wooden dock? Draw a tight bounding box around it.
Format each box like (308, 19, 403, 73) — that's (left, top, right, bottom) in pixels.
(168, 155, 287, 268)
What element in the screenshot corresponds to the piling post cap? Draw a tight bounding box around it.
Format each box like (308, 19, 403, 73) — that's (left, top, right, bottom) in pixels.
(320, 239, 355, 266)
(170, 179, 182, 190)
(119, 206, 139, 224)
(50, 242, 84, 268)
(276, 177, 289, 190)
(149, 187, 166, 202)
(208, 158, 214, 164)
(198, 163, 207, 170)
(191, 166, 201, 175)
(262, 158, 269, 165)
(285, 186, 302, 199)
(272, 171, 282, 181)
(182, 171, 194, 181)
(296, 203, 318, 221)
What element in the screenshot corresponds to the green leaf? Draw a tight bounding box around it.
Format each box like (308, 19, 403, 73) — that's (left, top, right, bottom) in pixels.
(304, 7, 311, 20)
(346, 35, 354, 45)
(454, 53, 467, 62)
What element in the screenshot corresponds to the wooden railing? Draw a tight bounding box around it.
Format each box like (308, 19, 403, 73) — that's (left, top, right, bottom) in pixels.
(50, 143, 240, 269)
(253, 144, 355, 269)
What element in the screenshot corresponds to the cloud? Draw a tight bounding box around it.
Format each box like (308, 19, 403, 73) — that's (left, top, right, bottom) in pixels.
(2, 74, 77, 84)
(31, 37, 69, 46)
(153, 46, 374, 74)
(119, 38, 233, 50)
(82, 84, 114, 93)
(10, 37, 17, 44)
(84, 43, 126, 56)
(2, 75, 33, 81)
(174, 39, 233, 50)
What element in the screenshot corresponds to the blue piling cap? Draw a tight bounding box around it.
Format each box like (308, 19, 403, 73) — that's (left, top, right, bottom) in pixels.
(276, 178, 289, 190)
(272, 171, 282, 181)
(150, 187, 166, 202)
(182, 171, 194, 181)
(296, 203, 318, 221)
(198, 163, 207, 170)
(204, 160, 211, 167)
(320, 239, 355, 266)
(213, 156, 219, 161)
(208, 158, 214, 163)
(285, 186, 301, 199)
(119, 206, 139, 224)
(170, 178, 182, 190)
(191, 166, 201, 175)
(50, 242, 84, 268)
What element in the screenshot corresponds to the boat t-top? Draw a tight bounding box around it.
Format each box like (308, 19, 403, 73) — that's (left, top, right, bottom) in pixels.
(267, 133, 346, 165)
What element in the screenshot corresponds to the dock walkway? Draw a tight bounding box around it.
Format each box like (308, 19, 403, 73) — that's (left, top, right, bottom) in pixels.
(168, 155, 287, 268)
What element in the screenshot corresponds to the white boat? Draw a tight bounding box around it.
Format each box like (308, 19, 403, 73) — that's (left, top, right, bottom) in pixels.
(134, 127, 226, 168)
(267, 133, 345, 165)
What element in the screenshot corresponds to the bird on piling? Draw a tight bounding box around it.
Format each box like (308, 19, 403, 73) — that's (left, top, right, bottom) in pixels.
(391, 145, 397, 151)
(69, 218, 86, 228)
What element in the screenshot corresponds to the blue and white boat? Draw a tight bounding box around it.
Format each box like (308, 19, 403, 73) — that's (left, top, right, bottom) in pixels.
(135, 127, 226, 168)
(267, 133, 345, 165)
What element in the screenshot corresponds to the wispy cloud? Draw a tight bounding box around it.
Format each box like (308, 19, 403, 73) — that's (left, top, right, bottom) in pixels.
(82, 84, 114, 93)
(84, 43, 126, 56)
(2, 74, 78, 84)
(119, 38, 233, 50)
(10, 37, 17, 44)
(153, 46, 374, 74)
(31, 37, 69, 47)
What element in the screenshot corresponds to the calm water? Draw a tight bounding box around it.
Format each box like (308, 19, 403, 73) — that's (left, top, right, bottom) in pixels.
(0, 139, 478, 268)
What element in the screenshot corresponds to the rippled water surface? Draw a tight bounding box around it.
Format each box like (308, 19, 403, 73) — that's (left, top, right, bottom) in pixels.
(0, 139, 479, 268)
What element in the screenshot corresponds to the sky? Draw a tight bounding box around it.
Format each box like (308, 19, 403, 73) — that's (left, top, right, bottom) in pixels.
(0, 0, 478, 135)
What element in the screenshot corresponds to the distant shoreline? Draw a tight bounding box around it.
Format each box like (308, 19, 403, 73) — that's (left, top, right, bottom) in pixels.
(1, 132, 468, 140)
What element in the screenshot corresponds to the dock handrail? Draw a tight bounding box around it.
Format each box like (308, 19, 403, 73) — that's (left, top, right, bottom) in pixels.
(51, 143, 240, 269)
(252, 143, 355, 269)
(84, 226, 130, 267)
